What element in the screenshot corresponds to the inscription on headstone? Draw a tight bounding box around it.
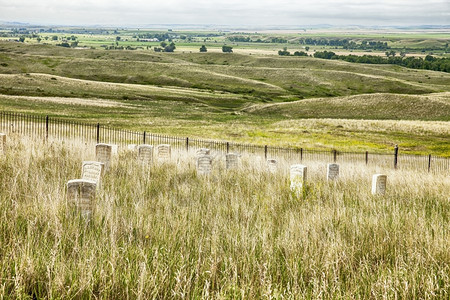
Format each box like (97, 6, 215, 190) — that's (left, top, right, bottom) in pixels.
(267, 159, 277, 173)
(0, 133, 5, 154)
(157, 144, 171, 160)
(372, 174, 387, 195)
(138, 144, 153, 164)
(197, 155, 212, 175)
(67, 179, 96, 219)
(290, 164, 307, 196)
(226, 153, 239, 169)
(327, 163, 340, 181)
(95, 143, 112, 170)
(81, 161, 104, 185)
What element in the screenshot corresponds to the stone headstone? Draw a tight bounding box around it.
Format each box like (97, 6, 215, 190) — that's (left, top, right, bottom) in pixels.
(156, 144, 171, 160)
(372, 174, 387, 195)
(0, 133, 5, 154)
(197, 155, 212, 175)
(127, 144, 138, 151)
(327, 163, 339, 181)
(111, 144, 119, 155)
(81, 161, 104, 185)
(226, 153, 239, 169)
(138, 144, 153, 164)
(67, 179, 97, 219)
(267, 159, 277, 173)
(290, 164, 307, 196)
(196, 148, 210, 157)
(95, 143, 112, 170)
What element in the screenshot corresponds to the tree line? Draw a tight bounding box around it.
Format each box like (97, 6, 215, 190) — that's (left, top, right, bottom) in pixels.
(313, 51, 450, 73)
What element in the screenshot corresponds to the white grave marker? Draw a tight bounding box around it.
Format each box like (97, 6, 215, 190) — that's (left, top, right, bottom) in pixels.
(81, 161, 104, 186)
(290, 164, 307, 196)
(156, 144, 171, 160)
(0, 133, 5, 154)
(127, 144, 137, 151)
(95, 143, 113, 170)
(372, 174, 387, 195)
(138, 144, 153, 164)
(226, 153, 239, 169)
(267, 159, 277, 173)
(111, 144, 119, 155)
(67, 179, 97, 219)
(196, 148, 210, 157)
(197, 155, 212, 175)
(327, 163, 339, 181)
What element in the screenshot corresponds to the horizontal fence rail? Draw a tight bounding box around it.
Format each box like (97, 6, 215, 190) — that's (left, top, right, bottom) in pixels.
(0, 111, 448, 173)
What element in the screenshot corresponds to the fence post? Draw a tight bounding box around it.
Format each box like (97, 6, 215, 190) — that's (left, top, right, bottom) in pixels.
(333, 149, 337, 163)
(96, 123, 100, 144)
(186, 137, 189, 152)
(365, 151, 369, 165)
(428, 154, 431, 172)
(45, 115, 49, 140)
(264, 145, 268, 160)
(226, 142, 229, 154)
(143, 131, 146, 144)
(394, 145, 399, 169)
(300, 148, 303, 161)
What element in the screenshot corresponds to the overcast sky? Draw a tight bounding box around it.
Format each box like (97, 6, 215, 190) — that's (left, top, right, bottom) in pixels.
(0, 0, 449, 27)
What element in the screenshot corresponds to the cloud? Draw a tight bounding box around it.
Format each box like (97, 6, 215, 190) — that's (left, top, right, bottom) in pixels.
(0, 0, 448, 25)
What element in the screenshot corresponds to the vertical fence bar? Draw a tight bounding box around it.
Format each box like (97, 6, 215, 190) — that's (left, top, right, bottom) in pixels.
(300, 148, 303, 161)
(428, 154, 432, 172)
(226, 142, 229, 154)
(143, 131, 146, 144)
(264, 145, 268, 160)
(365, 151, 369, 165)
(186, 137, 189, 152)
(333, 149, 337, 163)
(394, 145, 399, 169)
(96, 123, 100, 144)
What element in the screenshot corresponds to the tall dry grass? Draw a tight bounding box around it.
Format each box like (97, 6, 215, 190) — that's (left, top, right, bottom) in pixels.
(0, 134, 449, 298)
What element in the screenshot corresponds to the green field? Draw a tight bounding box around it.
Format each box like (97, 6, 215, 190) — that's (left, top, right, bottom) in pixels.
(0, 28, 449, 155)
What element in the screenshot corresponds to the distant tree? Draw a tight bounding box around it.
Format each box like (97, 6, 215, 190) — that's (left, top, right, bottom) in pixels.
(222, 45, 233, 53)
(154, 47, 163, 52)
(116, 36, 121, 41)
(293, 51, 308, 56)
(199, 45, 207, 52)
(305, 46, 310, 51)
(71, 41, 78, 47)
(52, 35, 58, 41)
(278, 47, 290, 56)
(164, 42, 176, 52)
(160, 41, 167, 48)
(36, 37, 41, 43)
(18, 36, 25, 43)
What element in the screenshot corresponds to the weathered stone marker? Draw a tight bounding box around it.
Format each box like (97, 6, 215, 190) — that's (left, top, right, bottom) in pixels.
(138, 144, 153, 164)
(111, 144, 119, 155)
(81, 161, 104, 186)
(290, 164, 307, 196)
(226, 153, 239, 169)
(197, 154, 212, 175)
(127, 144, 137, 151)
(267, 159, 277, 173)
(0, 133, 5, 154)
(95, 143, 113, 171)
(67, 179, 97, 219)
(196, 148, 210, 157)
(156, 144, 171, 160)
(372, 174, 387, 195)
(327, 163, 340, 181)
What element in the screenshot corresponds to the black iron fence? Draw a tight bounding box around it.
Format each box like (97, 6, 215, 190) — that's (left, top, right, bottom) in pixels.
(1, 111, 448, 173)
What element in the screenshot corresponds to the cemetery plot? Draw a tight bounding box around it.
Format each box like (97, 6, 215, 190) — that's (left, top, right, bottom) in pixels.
(67, 179, 97, 219)
(327, 163, 340, 181)
(157, 144, 171, 160)
(197, 155, 213, 175)
(226, 153, 239, 169)
(96, 143, 113, 170)
(290, 164, 307, 196)
(372, 174, 387, 195)
(81, 161, 104, 185)
(138, 144, 154, 164)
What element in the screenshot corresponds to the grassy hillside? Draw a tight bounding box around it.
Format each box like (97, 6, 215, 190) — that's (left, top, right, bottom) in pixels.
(0, 135, 448, 298)
(0, 41, 449, 155)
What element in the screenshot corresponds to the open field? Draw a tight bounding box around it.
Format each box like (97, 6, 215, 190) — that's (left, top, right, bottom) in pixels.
(0, 134, 449, 298)
(0, 38, 449, 155)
